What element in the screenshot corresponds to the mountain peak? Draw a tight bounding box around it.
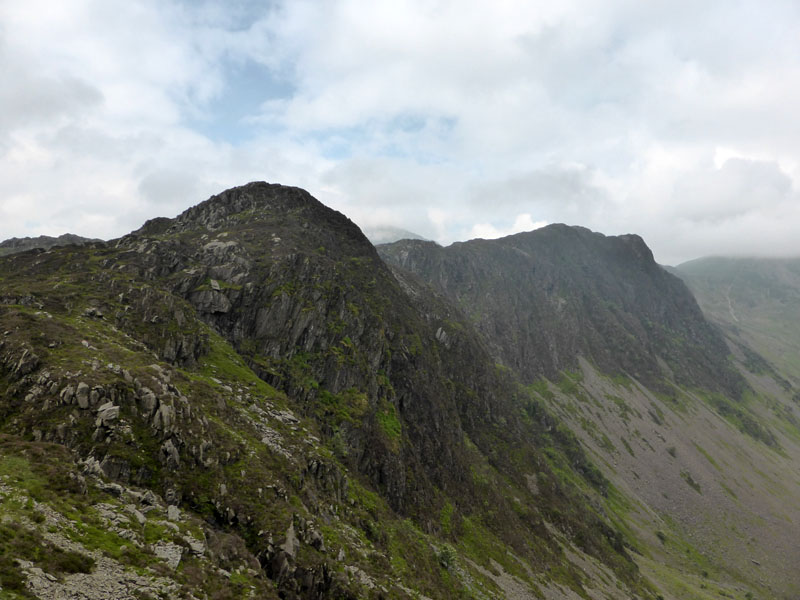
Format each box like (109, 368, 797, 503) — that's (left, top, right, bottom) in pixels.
(167, 182, 329, 233)
(379, 224, 739, 394)
(122, 181, 377, 262)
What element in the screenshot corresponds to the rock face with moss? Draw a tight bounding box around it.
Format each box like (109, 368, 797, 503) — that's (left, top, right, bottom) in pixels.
(378, 228, 744, 396)
(1, 182, 799, 599)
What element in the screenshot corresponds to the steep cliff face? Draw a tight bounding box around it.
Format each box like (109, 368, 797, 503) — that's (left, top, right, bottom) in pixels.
(0, 183, 652, 599)
(378, 226, 743, 396)
(108, 183, 514, 515)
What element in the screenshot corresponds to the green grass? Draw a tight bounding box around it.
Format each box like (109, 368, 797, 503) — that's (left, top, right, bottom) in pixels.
(317, 388, 369, 426)
(609, 373, 634, 390)
(527, 379, 554, 401)
(692, 442, 722, 472)
(621, 437, 635, 457)
(440, 501, 455, 536)
(680, 470, 702, 494)
(700, 392, 778, 448)
(557, 371, 582, 396)
(376, 401, 402, 445)
(196, 331, 279, 397)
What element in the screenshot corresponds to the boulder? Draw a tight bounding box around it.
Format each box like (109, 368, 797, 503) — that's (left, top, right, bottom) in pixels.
(95, 401, 120, 426)
(76, 382, 90, 409)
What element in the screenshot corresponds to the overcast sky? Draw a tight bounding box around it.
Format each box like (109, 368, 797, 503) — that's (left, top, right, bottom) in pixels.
(3, 0, 800, 264)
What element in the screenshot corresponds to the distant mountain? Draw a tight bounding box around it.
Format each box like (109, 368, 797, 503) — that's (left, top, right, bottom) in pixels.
(361, 225, 428, 245)
(0, 233, 101, 256)
(378, 226, 742, 396)
(676, 256, 800, 382)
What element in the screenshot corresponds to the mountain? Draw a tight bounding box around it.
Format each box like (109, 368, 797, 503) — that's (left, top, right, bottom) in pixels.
(378, 227, 742, 396)
(361, 225, 428, 245)
(0, 233, 100, 257)
(2, 183, 799, 600)
(675, 256, 800, 383)
(380, 229, 800, 599)
(0, 183, 649, 600)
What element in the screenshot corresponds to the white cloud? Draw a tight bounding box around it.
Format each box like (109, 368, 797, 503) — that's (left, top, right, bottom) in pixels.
(2, 0, 800, 265)
(470, 214, 548, 241)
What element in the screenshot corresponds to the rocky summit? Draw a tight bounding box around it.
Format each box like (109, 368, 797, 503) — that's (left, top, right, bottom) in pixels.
(1, 182, 799, 599)
(0, 234, 99, 257)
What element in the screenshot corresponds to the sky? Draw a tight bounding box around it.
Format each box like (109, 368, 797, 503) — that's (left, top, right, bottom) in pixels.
(2, 0, 800, 265)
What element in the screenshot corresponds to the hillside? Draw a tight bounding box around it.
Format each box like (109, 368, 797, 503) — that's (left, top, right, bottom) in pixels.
(675, 256, 800, 383)
(380, 230, 800, 599)
(1, 183, 654, 600)
(378, 228, 743, 396)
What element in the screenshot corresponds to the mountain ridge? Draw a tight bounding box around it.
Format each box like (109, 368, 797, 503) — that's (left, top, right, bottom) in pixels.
(378, 224, 743, 397)
(0, 233, 101, 257)
(2, 183, 799, 599)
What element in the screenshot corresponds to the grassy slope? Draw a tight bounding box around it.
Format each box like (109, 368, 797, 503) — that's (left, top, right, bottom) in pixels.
(675, 257, 800, 382)
(528, 359, 800, 600)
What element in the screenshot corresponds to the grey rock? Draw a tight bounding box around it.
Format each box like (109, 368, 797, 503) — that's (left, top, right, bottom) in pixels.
(142, 490, 159, 506)
(153, 542, 183, 569)
(167, 504, 181, 522)
(271, 551, 292, 581)
(99, 456, 130, 481)
(83, 306, 104, 318)
(60, 384, 75, 404)
(98, 481, 124, 497)
(95, 402, 120, 426)
(0, 232, 98, 255)
(160, 439, 180, 469)
(126, 504, 147, 526)
(14, 348, 39, 376)
(76, 382, 90, 409)
(281, 523, 299, 559)
(81, 456, 105, 478)
(68, 471, 88, 495)
(190, 289, 231, 314)
(89, 387, 103, 406)
(183, 535, 206, 556)
(153, 402, 175, 432)
(139, 387, 158, 417)
(308, 528, 325, 552)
